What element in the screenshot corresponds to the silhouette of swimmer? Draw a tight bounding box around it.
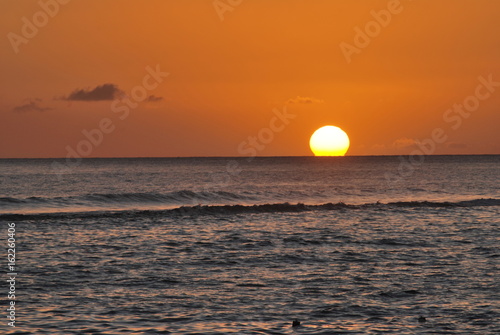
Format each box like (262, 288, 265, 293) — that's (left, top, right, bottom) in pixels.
(292, 319, 301, 327)
(418, 316, 427, 323)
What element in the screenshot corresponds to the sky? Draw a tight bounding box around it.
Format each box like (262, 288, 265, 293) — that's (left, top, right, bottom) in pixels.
(1, 0, 499, 158)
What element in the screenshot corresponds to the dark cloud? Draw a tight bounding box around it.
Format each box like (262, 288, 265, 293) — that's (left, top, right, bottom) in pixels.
(146, 95, 163, 102)
(12, 99, 52, 113)
(287, 96, 324, 104)
(63, 83, 123, 101)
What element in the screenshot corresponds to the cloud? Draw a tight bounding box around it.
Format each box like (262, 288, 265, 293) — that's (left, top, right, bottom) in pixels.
(287, 96, 324, 104)
(146, 95, 163, 102)
(12, 98, 52, 113)
(62, 83, 123, 101)
(392, 137, 417, 149)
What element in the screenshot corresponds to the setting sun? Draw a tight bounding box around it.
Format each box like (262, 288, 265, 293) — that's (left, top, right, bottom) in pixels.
(310, 126, 350, 156)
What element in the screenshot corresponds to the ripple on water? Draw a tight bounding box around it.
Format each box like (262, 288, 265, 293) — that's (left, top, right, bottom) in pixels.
(13, 204, 500, 335)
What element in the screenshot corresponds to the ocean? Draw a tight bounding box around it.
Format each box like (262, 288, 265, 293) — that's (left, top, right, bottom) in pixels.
(0, 156, 499, 334)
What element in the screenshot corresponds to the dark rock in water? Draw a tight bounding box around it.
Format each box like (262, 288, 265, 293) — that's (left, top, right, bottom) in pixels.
(292, 319, 301, 327)
(418, 316, 427, 323)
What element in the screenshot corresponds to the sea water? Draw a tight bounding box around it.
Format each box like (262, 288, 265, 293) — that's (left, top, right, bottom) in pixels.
(0, 156, 499, 334)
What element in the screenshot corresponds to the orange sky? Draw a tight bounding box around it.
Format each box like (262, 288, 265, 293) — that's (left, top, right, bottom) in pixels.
(1, 0, 499, 158)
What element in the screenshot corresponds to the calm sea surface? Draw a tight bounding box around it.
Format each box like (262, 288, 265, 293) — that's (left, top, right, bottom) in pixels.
(0, 156, 499, 334)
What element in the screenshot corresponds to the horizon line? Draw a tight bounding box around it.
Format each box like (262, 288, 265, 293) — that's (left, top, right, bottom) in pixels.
(0, 154, 499, 160)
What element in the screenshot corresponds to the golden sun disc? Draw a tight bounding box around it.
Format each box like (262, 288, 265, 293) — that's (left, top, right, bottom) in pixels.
(309, 126, 350, 156)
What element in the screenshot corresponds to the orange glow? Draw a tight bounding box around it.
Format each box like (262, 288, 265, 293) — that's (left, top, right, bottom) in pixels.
(0, 1, 499, 158)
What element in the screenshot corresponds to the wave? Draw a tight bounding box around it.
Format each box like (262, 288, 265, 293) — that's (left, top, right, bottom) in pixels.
(0, 190, 256, 208)
(1, 198, 498, 221)
(387, 198, 500, 207)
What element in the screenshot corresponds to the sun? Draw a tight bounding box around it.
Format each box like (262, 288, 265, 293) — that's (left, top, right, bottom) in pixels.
(309, 126, 350, 156)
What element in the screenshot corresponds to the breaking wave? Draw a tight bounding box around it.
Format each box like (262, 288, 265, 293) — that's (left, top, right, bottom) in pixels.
(1, 198, 498, 222)
(0, 190, 256, 208)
